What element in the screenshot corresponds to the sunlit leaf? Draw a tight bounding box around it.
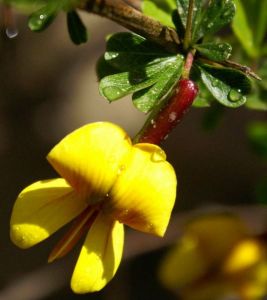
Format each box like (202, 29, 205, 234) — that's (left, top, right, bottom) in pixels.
(198, 64, 251, 108)
(193, 0, 235, 43)
(28, 5, 57, 31)
(194, 42, 232, 62)
(174, 0, 202, 38)
(232, 0, 258, 58)
(142, 0, 176, 27)
(132, 55, 184, 112)
(99, 57, 178, 101)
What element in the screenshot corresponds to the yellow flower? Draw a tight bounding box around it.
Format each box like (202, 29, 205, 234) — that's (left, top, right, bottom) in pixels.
(10, 122, 177, 293)
(159, 213, 267, 300)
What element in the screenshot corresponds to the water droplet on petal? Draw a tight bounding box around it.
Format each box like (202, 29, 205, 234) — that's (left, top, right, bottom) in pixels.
(117, 164, 126, 175)
(121, 209, 129, 217)
(151, 149, 166, 162)
(145, 223, 153, 232)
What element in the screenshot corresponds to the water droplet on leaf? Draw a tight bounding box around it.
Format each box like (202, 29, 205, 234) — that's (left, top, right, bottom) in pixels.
(28, 7, 57, 32)
(228, 89, 243, 102)
(211, 79, 219, 87)
(5, 27, 18, 38)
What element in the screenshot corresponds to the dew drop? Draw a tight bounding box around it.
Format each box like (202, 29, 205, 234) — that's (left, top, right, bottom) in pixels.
(28, 8, 56, 32)
(151, 149, 166, 162)
(117, 164, 126, 175)
(163, 134, 169, 140)
(121, 209, 129, 217)
(3, 5, 18, 39)
(207, 22, 214, 29)
(168, 112, 177, 122)
(145, 223, 153, 231)
(5, 27, 18, 39)
(228, 89, 243, 102)
(211, 79, 219, 87)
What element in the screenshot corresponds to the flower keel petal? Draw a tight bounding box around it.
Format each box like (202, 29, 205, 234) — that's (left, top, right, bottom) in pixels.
(71, 212, 124, 293)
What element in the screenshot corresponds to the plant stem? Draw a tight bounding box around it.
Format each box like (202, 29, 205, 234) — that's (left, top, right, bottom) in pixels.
(182, 50, 195, 79)
(78, 0, 181, 53)
(183, 0, 194, 51)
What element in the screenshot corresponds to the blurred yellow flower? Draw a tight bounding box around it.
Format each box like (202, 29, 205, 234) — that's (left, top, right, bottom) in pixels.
(10, 122, 177, 293)
(159, 213, 267, 300)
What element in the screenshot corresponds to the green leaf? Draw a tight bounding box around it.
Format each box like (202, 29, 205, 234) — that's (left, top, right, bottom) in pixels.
(193, 81, 212, 108)
(246, 80, 267, 111)
(173, 0, 202, 38)
(194, 42, 232, 62)
(193, 0, 236, 43)
(96, 55, 119, 81)
(142, 0, 176, 27)
(105, 32, 170, 71)
(67, 10, 88, 45)
(28, 5, 57, 31)
(5, 0, 46, 12)
(258, 60, 267, 90)
(232, 0, 258, 58)
(247, 122, 267, 158)
(176, 0, 202, 28)
(198, 64, 251, 108)
(132, 55, 184, 113)
(193, 97, 210, 108)
(143, 0, 176, 13)
(99, 57, 178, 101)
(246, 94, 267, 111)
(255, 0, 267, 47)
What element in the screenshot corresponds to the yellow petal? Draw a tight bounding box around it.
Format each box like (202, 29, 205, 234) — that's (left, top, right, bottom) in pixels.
(223, 239, 264, 275)
(239, 261, 267, 299)
(159, 235, 208, 290)
(71, 212, 124, 293)
(185, 214, 248, 266)
(47, 122, 132, 201)
(10, 178, 87, 249)
(107, 143, 177, 237)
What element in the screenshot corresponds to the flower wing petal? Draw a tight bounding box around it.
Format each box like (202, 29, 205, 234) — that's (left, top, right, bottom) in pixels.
(108, 143, 177, 237)
(47, 122, 132, 200)
(10, 178, 87, 249)
(71, 212, 124, 293)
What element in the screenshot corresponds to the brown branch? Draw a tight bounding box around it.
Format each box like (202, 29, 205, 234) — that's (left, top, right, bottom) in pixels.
(78, 0, 181, 53)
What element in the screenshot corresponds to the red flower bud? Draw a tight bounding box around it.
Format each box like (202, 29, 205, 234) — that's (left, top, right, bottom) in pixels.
(139, 79, 199, 145)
